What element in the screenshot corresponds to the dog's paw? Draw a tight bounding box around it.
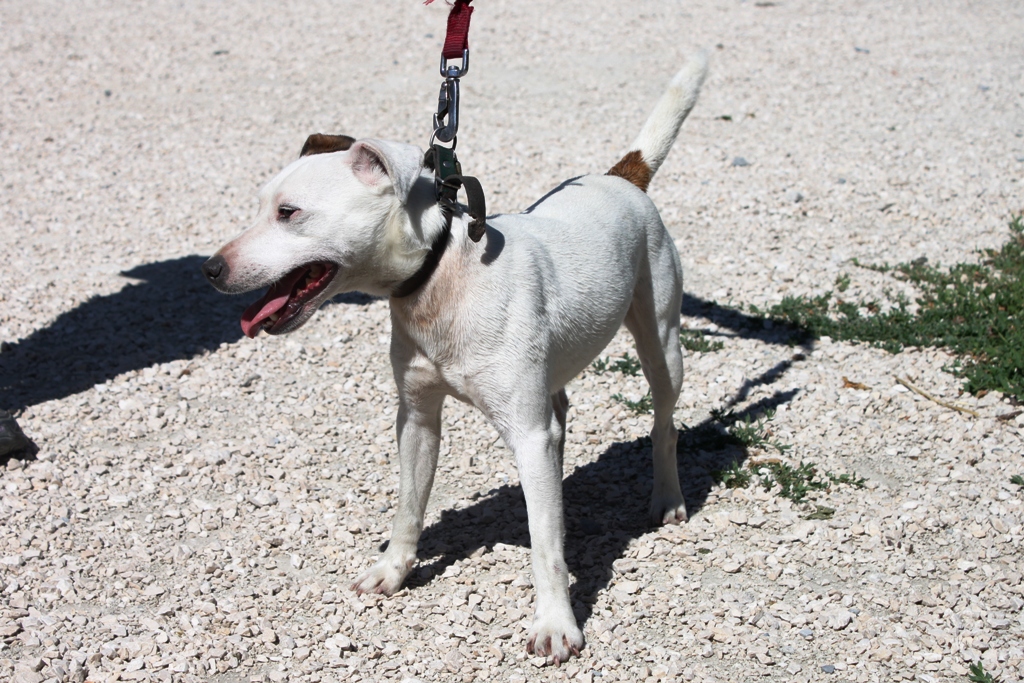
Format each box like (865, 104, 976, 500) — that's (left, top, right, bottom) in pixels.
(526, 615, 584, 665)
(650, 495, 688, 526)
(351, 557, 413, 597)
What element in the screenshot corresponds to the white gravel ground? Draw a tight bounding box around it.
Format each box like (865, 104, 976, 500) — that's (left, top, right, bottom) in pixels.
(1, 1, 1023, 682)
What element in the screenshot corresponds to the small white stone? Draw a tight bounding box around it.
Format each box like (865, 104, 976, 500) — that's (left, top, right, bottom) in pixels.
(251, 491, 278, 507)
(827, 610, 853, 630)
(728, 510, 748, 525)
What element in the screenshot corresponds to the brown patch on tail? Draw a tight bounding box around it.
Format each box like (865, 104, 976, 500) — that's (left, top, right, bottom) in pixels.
(607, 150, 652, 192)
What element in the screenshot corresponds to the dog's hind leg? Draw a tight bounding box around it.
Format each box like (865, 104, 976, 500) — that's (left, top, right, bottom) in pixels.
(623, 253, 687, 525)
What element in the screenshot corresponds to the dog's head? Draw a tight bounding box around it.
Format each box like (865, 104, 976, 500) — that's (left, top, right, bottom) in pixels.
(202, 134, 439, 338)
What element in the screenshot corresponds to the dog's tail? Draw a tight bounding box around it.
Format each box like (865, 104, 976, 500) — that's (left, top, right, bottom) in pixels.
(608, 51, 708, 192)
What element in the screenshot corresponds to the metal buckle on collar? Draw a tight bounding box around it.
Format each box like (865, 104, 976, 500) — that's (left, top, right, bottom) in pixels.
(429, 145, 462, 195)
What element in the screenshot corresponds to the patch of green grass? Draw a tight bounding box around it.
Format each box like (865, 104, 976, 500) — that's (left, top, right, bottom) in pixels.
(850, 257, 892, 273)
(968, 661, 997, 683)
(749, 292, 908, 355)
(711, 461, 752, 489)
(758, 461, 830, 503)
(686, 407, 866, 505)
(613, 391, 652, 415)
(803, 505, 836, 520)
(611, 353, 642, 376)
(731, 414, 790, 454)
(749, 461, 865, 504)
(755, 215, 1024, 399)
(712, 408, 791, 454)
(834, 273, 851, 293)
(682, 407, 792, 455)
(706, 454, 865, 504)
(827, 471, 868, 488)
(592, 353, 643, 376)
(1011, 474, 1024, 488)
(680, 329, 725, 353)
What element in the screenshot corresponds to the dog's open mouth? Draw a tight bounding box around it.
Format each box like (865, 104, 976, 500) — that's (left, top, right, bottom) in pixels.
(240, 262, 337, 338)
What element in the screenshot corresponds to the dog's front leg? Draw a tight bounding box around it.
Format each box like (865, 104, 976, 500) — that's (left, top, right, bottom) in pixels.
(351, 392, 443, 596)
(500, 398, 584, 664)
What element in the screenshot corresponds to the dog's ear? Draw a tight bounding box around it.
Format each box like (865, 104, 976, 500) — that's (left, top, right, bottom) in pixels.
(300, 133, 356, 157)
(349, 139, 423, 205)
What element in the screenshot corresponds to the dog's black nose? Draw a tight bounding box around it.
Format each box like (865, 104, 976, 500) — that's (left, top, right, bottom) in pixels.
(202, 255, 228, 282)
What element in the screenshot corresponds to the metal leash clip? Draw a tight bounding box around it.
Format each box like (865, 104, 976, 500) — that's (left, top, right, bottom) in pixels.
(432, 49, 468, 145)
(432, 73, 461, 145)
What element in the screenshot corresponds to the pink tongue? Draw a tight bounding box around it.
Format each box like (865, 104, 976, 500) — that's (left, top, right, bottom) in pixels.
(240, 267, 309, 338)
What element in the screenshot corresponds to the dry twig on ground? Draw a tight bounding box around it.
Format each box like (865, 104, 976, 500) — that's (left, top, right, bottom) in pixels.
(893, 375, 979, 418)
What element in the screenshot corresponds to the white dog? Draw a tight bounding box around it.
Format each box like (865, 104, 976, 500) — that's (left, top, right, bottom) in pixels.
(203, 53, 707, 663)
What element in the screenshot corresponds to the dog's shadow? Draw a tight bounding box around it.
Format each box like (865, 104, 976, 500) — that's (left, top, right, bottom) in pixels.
(404, 361, 800, 629)
(0, 255, 375, 464)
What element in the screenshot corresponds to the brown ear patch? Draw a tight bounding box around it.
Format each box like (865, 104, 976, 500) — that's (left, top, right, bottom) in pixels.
(608, 150, 652, 192)
(300, 134, 356, 157)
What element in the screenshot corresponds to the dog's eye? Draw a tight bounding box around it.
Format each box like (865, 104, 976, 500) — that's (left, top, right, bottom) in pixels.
(277, 204, 299, 221)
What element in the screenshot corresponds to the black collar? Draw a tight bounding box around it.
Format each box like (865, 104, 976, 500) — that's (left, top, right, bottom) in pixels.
(391, 213, 453, 298)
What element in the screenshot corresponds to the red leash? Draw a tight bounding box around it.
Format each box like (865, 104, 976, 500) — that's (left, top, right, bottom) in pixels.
(434, 0, 474, 61)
